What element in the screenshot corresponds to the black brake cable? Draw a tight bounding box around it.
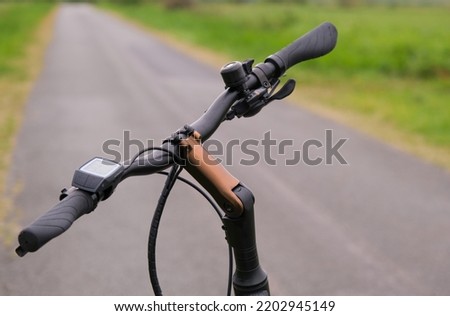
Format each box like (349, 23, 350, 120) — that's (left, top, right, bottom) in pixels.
(132, 147, 234, 296)
(148, 164, 182, 296)
(123, 147, 175, 172)
(157, 171, 223, 218)
(156, 171, 234, 296)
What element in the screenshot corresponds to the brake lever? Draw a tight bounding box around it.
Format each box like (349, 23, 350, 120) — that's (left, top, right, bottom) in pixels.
(268, 79, 296, 101)
(224, 78, 296, 120)
(242, 79, 296, 118)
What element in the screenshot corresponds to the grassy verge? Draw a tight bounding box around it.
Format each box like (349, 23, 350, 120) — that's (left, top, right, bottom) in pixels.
(0, 3, 56, 245)
(101, 2, 450, 170)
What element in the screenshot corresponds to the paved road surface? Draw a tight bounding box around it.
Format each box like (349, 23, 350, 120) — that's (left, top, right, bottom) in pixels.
(1, 4, 450, 295)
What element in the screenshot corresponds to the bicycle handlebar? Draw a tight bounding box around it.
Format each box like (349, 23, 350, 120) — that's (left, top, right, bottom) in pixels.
(190, 22, 337, 139)
(16, 22, 338, 258)
(16, 189, 97, 256)
(123, 22, 337, 177)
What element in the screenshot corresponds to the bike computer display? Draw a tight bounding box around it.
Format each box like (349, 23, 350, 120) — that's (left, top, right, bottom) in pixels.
(72, 157, 124, 195)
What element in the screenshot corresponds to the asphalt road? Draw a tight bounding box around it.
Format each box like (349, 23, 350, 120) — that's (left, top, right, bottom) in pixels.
(1, 4, 450, 296)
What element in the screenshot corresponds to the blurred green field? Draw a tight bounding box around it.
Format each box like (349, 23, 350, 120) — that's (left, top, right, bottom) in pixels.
(102, 2, 450, 168)
(105, 3, 450, 79)
(0, 3, 53, 77)
(0, 2, 53, 165)
(0, 3, 54, 243)
(0, 2, 54, 172)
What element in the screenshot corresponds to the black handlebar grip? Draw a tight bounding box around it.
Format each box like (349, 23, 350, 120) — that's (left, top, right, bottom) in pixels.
(16, 189, 97, 257)
(266, 22, 338, 77)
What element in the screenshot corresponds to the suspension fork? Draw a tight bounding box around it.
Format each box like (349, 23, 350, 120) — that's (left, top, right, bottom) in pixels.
(178, 129, 270, 296)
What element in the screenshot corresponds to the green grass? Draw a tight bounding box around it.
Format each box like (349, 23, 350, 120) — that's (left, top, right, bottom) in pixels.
(102, 2, 449, 167)
(101, 3, 450, 78)
(0, 4, 54, 77)
(0, 3, 55, 244)
(0, 2, 53, 166)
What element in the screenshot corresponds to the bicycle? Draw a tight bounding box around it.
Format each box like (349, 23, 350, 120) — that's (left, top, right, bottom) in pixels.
(15, 22, 338, 296)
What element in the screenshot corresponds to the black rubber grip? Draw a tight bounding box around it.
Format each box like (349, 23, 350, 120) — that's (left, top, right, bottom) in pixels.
(16, 189, 97, 256)
(266, 22, 338, 76)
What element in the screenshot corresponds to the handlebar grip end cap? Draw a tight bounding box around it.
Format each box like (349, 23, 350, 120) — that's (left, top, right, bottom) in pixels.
(15, 245, 28, 257)
(14, 189, 97, 258)
(16, 227, 44, 255)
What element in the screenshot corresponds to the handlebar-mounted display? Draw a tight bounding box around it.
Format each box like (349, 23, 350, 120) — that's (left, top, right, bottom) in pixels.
(72, 157, 124, 200)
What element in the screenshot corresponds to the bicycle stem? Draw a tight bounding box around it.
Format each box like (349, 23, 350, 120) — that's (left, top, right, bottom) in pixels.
(178, 129, 270, 295)
(179, 130, 244, 218)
